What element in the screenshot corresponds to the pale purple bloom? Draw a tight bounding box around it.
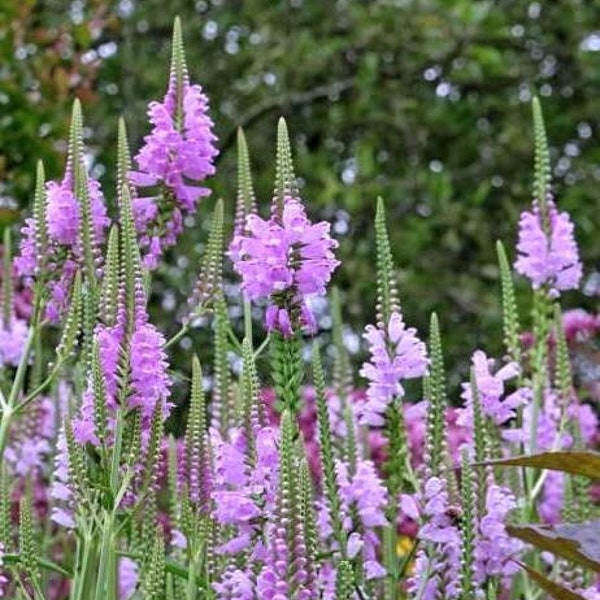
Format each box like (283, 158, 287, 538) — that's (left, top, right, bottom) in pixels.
(515, 200, 582, 295)
(475, 482, 522, 580)
(130, 70, 218, 267)
(118, 557, 139, 600)
(212, 568, 254, 599)
(458, 350, 530, 430)
(72, 391, 100, 446)
(0, 316, 28, 367)
(46, 180, 81, 246)
(50, 429, 75, 528)
(359, 311, 428, 426)
(0, 543, 7, 598)
(231, 198, 339, 335)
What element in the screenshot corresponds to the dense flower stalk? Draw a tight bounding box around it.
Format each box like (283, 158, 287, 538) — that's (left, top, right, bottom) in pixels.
(359, 311, 428, 426)
(231, 197, 339, 335)
(514, 199, 582, 296)
(129, 23, 218, 268)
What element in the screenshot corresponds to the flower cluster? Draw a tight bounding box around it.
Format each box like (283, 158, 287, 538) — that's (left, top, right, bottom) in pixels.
(515, 199, 582, 295)
(130, 66, 218, 268)
(359, 311, 428, 426)
(232, 198, 339, 335)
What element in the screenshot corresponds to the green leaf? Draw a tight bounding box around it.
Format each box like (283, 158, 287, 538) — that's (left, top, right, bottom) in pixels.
(515, 561, 586, 600)
(507, 519, 600, 573)
(484, 451, 600, 479)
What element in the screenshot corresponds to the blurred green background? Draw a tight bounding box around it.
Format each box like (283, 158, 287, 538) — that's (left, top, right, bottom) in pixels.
(1, 0, 599, 391)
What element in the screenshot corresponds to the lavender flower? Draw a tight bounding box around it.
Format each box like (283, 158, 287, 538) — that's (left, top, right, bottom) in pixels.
(129, 51, 218, 268)
(231, 198, 339, 335)
(49, 429, 75, 528)
(118, 557, 139, 600)
(457, 350, 530, 431)
(0, 543, 7, 598)
(212, 568, 254, 599)
(359, 311, 428, 426)
(514, 200, 582, 295)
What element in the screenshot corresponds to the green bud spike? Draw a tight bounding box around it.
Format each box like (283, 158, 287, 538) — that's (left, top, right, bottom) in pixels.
(186, 356, 208, 506)
(212, 296, 234, 435)
(170, 16, 189, 130)
(312, 343, 347, 556)
(117, 118, 133, 203)
(19, 483, 41, 588)
(331, 287, 352, 396)
(553, 305, 573, 402)
(532, 97, 552, 219)
(142, 527, 166, 600)
(236, 128, 257, 226)
(57, 270, 82, 361)
(299, 457, 318, 580)
(0, 466, 11, 551)
(272, 117, 298, 216)
(375, 197, 400, 326)
(140, 402, 164, 496)
(496, 241, 521, 364)
(459, 449, 477, 600)
(424, 313, 447, 476)
(470, 369, 487, 465)
(119, 184, 145, 338)
(101, 226, 120, 327)
(2, 227, 12, 329)
(32, 160, 48, 264)
(191, 199, 225, 316)
(65, 418, 89, 509)
(68, 99, 84, 177)
(167, 435, 180, 527)
(241, 338, 262, 462)
(334, 561, 355, 599)
(271, 331, 304, 414)
(91, 341, 108, 447)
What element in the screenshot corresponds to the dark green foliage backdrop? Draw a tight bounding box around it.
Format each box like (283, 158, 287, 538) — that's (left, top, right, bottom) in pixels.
(2, 0, 599, 389)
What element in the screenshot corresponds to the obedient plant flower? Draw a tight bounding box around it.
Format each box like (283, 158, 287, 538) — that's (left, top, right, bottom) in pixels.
(514, 98, 582, 296)
(457, 350, 530, 432)
(359, 311, 428, 426)
(514, 200, 582, 296)
(129, 18, 218, 268)
(0, 316, 28, 367)
(231, 119, 339, 336)
(0, 543, 7, 598)
(16, 106, 109, 322)
(232, 196, 339, 336)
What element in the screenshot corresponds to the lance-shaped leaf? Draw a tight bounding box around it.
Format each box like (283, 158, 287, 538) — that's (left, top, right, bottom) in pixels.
(190, 199, 224, 315)
(56, 270, 82, 361)
(374, 197, 400, 326)
(507, 520, 600, 573)
(483, 451, 600, 479)
(272, 117, 299, 216)
(496, 241, 521, 364)
(516, 561, 587, 600)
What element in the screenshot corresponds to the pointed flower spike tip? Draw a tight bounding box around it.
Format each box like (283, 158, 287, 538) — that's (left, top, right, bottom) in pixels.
(272, 117, 297, 215)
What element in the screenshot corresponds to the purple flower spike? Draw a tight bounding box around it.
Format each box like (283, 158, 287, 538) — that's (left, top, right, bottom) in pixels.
(515, 200, 582, 295)
(359, 311, 428, 426)
(130, 67, 218, 268)
(231, 198, 339, 336)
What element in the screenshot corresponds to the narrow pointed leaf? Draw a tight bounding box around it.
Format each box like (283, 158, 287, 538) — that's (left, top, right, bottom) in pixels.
(483, 451, 600, 479)
(515, 561, 586, 600)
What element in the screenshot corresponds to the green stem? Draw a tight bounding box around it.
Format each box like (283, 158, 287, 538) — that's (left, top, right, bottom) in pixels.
(243, 299, 253, 351)
(94, 511, 117, 600)
(14, 362, 63, 415)
(165, 322, 190, 350)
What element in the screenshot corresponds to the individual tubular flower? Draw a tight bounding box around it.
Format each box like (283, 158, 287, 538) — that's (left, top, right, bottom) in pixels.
(514, 199, 582, 296)
(358, 311, 428, 426)
(129, 22, 218, 268)
(232, 198, 339, 336)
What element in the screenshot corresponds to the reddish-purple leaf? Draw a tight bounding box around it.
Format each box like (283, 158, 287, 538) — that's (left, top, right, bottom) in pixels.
(483, 451, 600, 479)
